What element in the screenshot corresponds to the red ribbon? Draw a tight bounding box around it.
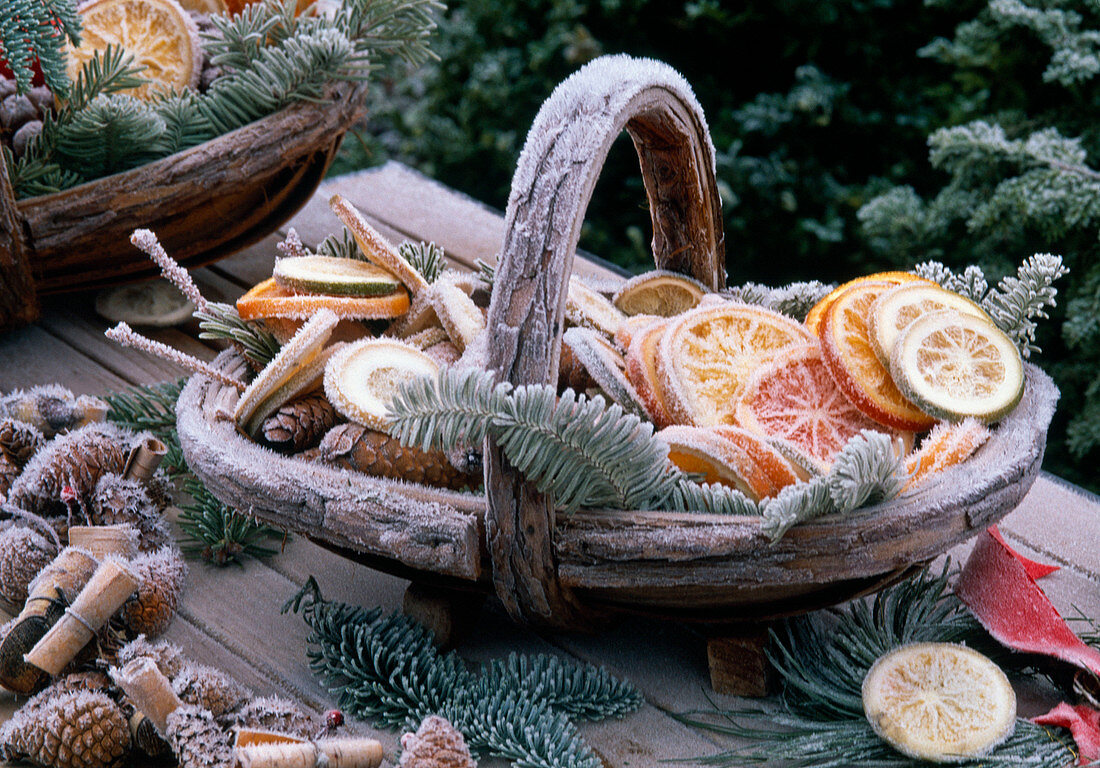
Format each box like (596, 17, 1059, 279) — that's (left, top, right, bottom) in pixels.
(1033, 703, 1100, 765)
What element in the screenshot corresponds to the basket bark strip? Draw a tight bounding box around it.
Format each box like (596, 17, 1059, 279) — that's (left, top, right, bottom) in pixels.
(0, 82, 366, 330)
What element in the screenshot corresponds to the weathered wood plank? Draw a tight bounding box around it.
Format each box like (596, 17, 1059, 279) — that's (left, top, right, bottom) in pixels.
(0, 323, 131, 394)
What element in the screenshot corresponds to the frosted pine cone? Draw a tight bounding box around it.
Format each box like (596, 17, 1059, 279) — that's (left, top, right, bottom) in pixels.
(259, 393, 340, 453)
(317, 424, 474, 490)
(0, 526, 58, 607)
(0, 386, 107, 438)
(91, 475, 172, 551)
(165, 704, 233, 768)
(399, 715, 476, 768)
(0, 454, 20, 499)
(117, 636, 187, 678)
(0, 418, 45, 467)
(120, 547, 187, 638)
(223, 696, 318, 738)
(172, 664, 251, 719)
(8, 424, 132, 517)
(0, 689, 130, 768)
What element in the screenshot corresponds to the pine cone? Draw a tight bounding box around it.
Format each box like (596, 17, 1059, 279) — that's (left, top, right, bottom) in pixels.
(164, 704, 233, 768)
(119, 547, 186, 638)
(0, 454, 20, 499)
(0, 525, 56, 607)
(117, 636, 187, 679)
(399, 715, 476, 768)
(91, 475, 172, 552)
(1, 689, 130, 768)
(0, 419, 45, 468)
(0, 386, 107, 438)
(8, 424, 132, 518)
(259, 393, 339, 453)
(172, 664, 251, 719)
(317, 424, 474, 490)
(46, 670, 115, 698)
(224, 696, 317, 739)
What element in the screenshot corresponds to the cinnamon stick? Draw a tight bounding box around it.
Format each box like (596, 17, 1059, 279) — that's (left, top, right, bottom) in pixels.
(123, 437, 168, 481)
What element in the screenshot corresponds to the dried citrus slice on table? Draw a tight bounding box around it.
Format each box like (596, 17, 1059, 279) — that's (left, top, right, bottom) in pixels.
(324, 339, 439, 431)
(863, 642, 1015, 763)
(891, 310, 1023, 423)
(274, 256, 401, 297)
(658, 304, 814, 427)
(734, 344, 903, 467)
(805, 271, 929, 336)
(820, 281, 936, 431)
(870, 283, 988, 366)
(69, 0, 201, 99)
(236, 278, 409, 321)
(612, 270, 709, 317)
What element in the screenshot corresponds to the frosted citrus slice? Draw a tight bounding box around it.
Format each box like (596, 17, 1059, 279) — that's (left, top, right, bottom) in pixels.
(863, 642, 1015, 763)
(324, 339, 439, 431)
(712, 426, 799, 497)
(563, 327, 648, 419)
(820, 282, 936, 431)
(623, 319, 674, 428)
(274, 256, 401, 297)
(330, 195, 430, 296)
(805, 271, 928, 336)
(566, 276, 626, 339)
(870, 283, 988, 366)
(236, 278, 409, 321)
(613, 270, 708, 317)
(657, 425, 774, 501)
(68, 0, 201, 99)
(891, 310, 1023, 423)
(904, 418, 991, 491)
(429, 278, 485, 353)
(178, 0, 226, 12)
(734, 344, 895, 466)
(614, 313, 662, 352)
(658, 304, 814, 427)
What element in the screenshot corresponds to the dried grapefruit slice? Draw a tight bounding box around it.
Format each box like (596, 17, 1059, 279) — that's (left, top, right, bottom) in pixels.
(870, 283, 988, 366)
(891, 310, 1023, 423)
(623, 319, 674, 428)
(68, 0, 201, 99)
(805, 271, 928, 336)
(612, 270, 708, 317)
(324, 339, 439, 431)
(904, 418, 991, 491)
(236, 278, 409, 321)
(657, 425, 774, 501)
(820, 282, 935, 431)
(658, 304, 814, 427)
(862, 642, 1015, 763)
(734, 344, 898, 466)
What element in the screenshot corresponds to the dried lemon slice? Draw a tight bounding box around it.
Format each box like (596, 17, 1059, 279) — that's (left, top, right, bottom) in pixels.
(891, 310, 1023, 423)
(657, 303, 814, 427)
(870, 283, 988, 366)
(324, 339, 439, 431)
(863, 642, 1016, 763)
(68, 0, 201, 99)
(274, 256, 401, 297)
(612, 270, 708, 317)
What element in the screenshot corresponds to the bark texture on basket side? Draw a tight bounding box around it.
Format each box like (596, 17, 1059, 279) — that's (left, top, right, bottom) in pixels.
(0, 154, 38, 328)
(484, 55, 725, 630)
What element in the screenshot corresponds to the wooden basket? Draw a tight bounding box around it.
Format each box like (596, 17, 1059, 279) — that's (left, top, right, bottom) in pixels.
(177, 56, 1058, 632)
(0, 82, 367, 331)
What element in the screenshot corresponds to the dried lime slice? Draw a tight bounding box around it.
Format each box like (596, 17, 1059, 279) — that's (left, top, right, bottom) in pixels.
(94, 279, 194, 327)
(324, 339, 440, 431)
(274, 256, 401, 297)
(613, 270, 708, 317)
(870, 283, 987, 366)
(891, 310, 1023, 423)
(863, 642, 1016, 763)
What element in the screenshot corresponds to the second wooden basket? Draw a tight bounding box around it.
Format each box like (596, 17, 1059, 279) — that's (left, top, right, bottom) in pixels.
(177, 56, 1058, 632)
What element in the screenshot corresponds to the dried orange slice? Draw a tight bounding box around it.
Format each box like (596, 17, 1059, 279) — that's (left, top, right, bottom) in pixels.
(734, 344, 898, 466)
(614, 313, 663, 352)
(904, 418, 991, 491)
(178, 0, 227, 12)
(870, 283, 988, 367)
(820, 282, 936, 431)
(658, 425, 775, 501)
(712, 426, 800, 497)
(236, 278, 409, 321)
(613, 270, 708, 317)
(658, 304, 814, 427)
(863, 642, 1015, 763)
(69, 0, 201, 99)
(805, 271, 928, 336)
(623, 319, 674, 428)
(891, 310, 1023, 423)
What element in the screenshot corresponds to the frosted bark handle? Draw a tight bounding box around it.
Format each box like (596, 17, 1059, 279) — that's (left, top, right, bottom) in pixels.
(484, 55, 725, 628)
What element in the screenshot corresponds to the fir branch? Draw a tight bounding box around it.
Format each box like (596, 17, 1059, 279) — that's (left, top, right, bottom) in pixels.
(203, 2, 284, 71)
(54, 94, 166, 181)
(178, 479, 283, 565)
(336, 0, 443, 66)
(474, 258, 495, 289)
(399, 240, 444, 284)
(760, 476, 834, 541)
(315, 229, 366, 261)
(388, 366, 509, 453)
(724, 280, 835, 322)
(152, 92, 215, 155)
(2, 145, 80, 198)
(0, 0, 82, 95)
(664, 475, 759, 516)
(285, 578, 639, 768)
(196, 302, 281, 371)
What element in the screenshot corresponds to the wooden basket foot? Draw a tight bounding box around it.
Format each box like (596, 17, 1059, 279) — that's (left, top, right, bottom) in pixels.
(402, 583, 486, 650)
(706, 624, 774, 697)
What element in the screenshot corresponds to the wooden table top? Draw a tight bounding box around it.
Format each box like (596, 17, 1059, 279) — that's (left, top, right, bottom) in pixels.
(0, 161, 1097, 767)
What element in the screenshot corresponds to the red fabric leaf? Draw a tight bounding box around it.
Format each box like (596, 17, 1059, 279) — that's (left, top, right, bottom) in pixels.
(957, 529, 1100, 677)
(989, 525, 1060, 579)
(1033, 703, 1100, 765)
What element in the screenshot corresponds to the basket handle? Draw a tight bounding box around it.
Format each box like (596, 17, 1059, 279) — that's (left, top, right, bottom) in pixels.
(0, 156, 39, 329)
(484, 55, 725, 628)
